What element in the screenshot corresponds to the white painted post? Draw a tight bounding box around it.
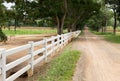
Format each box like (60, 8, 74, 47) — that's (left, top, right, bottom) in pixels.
(57, 35, 60, 50)
(71, 32, 73, 41)
(60, 34, 63, 48)
(61, 34, 63, 48)
(60, 35, 62, 47)
(0, 48, 6, 81)
(43, 38, 47, 62)
(64, 35, 66, 46)
(27, 41, 34, 77)
(62, 34, 65, 46)
(66, 35, 68, 45)
(51, 36, 55, 56)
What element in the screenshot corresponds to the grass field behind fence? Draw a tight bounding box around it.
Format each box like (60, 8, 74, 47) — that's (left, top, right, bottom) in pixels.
(2, 29, 68, 36)
(38, 45, 80, 81)
(2, 29, 57, 36)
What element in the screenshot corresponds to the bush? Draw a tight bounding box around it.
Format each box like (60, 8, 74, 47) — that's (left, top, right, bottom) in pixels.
(0, 29, 7, 42)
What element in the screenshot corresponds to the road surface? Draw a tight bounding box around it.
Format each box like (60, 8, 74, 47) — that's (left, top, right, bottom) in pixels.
(72, 30, 120, 81)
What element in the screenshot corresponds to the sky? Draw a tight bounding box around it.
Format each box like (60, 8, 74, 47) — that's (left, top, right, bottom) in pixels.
(3, 0, 35, 9)
(3, 2, 15, 9)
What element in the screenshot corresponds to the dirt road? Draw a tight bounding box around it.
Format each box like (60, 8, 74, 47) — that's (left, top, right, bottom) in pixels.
(72, 30, 120, 81)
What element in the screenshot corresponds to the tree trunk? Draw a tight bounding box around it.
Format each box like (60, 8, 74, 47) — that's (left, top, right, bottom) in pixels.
(71, 23, 76, 31)
(8, 26, 10, 30)
(14, 18, 17, 32)
(8, 20, 11, 30)
(56, 14, 66, 35)
(104, 16, 107, 32)
(14, 1, 18, 32)
(56, 0, 67, 35)
(102, 27, 104, 32)
(103, 27, 106, 32)
(113, 8, 117, 35)
(71, 16, 80, 31)
(67, 24, 71, 32)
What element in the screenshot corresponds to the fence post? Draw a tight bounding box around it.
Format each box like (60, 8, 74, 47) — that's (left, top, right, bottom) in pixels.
(0, 48, 6, 81)
(51, 36, 55, 56)
(66, 35, 68, 45)
(61, 34, 64, 48)
(57, 35, 60, 51)
(43, 38, 47, 62)
(71, 32, 73, 41)
(62, 34, 65, 47)
(27, 41, 34, 77)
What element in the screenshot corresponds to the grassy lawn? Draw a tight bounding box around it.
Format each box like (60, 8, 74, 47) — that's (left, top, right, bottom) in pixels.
(104, 35, 120, 43)
(93, 31, 120, 43)
(2, 29, 57, 36)
(38, 45, 80, 81)
(92, 31, 113, 35)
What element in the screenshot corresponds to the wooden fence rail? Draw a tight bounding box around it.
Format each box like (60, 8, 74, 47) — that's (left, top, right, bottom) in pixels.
(0, 31, 80, 81)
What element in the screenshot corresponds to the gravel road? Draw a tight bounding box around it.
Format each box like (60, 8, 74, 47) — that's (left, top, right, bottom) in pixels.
(72, 30, 120, 81)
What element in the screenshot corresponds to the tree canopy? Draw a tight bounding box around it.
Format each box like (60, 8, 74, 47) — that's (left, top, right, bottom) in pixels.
(0, 0, 119, 35)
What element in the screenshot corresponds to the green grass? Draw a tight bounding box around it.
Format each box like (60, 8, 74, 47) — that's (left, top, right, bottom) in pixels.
(2, 29, 57, 36)
(38, 46, 80, 81)
(92, 31, 113, 35)
(93, 31, 120, 43)
(80, 30, 84, 35)
(104, 35, 120, 43)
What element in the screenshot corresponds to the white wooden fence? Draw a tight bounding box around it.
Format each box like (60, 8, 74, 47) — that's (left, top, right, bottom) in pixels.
(0, 31, 80, 81)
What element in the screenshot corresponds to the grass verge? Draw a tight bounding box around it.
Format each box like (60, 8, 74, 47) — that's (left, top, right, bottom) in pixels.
(80, 30, 84, 35)
(93, 31, 120, 43)
(3, 29, 57, 36)
(92, 31, 113, 35)
(104, 35, 120, 43)
(38, 46, 80, 81)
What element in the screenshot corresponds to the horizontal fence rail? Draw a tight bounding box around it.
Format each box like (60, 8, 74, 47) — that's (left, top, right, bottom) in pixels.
(0, 31, 81, 81)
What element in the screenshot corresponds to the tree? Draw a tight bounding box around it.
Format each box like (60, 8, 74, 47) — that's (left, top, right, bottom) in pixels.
(116, 1, 120, 24)
(0, 1, 7, 42)
(5, 0, 39, 30)
(5, 0, 22, 31)
(105, 0, 119, 35)
(66, 0, 101, 32)
(38, 0, 67, 35)
(5, 9, 16, 30)
(87, 11, 106, 32)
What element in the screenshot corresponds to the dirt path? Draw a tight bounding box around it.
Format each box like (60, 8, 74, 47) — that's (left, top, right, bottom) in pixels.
(0, 34, 56, 49)
(72, 30, 120, 81)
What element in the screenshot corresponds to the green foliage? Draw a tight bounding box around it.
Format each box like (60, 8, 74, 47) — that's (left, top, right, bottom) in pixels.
(87, 13, 101, 31)
(66, 0, 101, 31)
(93, 31, 113, 35)
(36, 19, 55, 27)
(105, 0, 119, 35)
(0, 2, 8, 42)
(38, 46, 80, 81)
(0, 3, 7, 26)
(87, 8, 113, 32)
(4, 0, 102, 33)
(3, 0, 115, 34)
(93, 31, 120, 43)
(104, 35, 120, 43)
(0, 29, 7, 42)
(117, 0, 120, 21)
